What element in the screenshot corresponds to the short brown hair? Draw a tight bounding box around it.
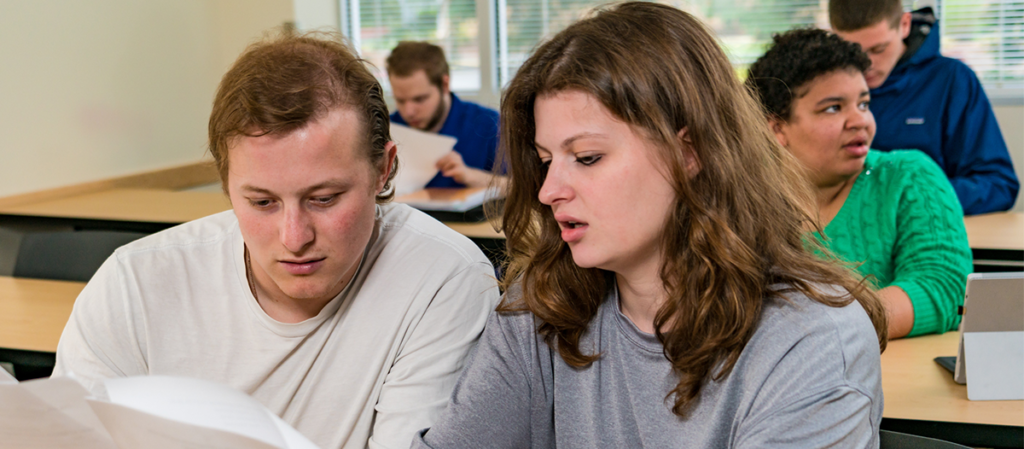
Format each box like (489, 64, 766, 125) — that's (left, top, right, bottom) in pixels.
(829, 0, 904, 31)
(385, 41, 449, 89)
(497, 2, 886, 417)
(209, 30, 397, 203)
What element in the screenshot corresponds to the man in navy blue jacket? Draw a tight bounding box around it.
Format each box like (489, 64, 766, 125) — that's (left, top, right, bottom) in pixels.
(386, 41, 501, 189)
(830, 0, 1019, 214)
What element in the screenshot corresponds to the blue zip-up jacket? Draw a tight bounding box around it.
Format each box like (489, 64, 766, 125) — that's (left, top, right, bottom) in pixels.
(869, 8, 1019, 214)
(391, 93, 499, 188)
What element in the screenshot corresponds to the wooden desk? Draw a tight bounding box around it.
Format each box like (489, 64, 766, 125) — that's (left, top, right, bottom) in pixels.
(881, 331, 1023, 446)
(964, 212, 1024, 272)
(0, 188, 231, 225)
(0, 187, 508, 239)
(0, 276, 83, 353)
(964, 212, 1024, 252)
(445, 221, 504, 239)
(0, 187, 507, 269)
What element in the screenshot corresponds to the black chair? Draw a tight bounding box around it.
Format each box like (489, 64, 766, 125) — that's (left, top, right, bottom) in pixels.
(3, 229, 147, 380)
(880, 430, 971, 449)
(12, 229, 147, 282)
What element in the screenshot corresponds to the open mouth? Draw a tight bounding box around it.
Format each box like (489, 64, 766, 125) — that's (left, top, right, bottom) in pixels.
(842, 137, 870, 157)
(557, 219, 588, 243)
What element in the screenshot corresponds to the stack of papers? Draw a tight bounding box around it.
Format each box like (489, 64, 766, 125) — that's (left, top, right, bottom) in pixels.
(395, 187, 489, 213)
(0, 372, 320, 449)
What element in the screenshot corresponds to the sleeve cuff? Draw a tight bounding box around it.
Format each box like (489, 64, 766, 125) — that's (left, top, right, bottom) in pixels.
(890, 280, 956, 337)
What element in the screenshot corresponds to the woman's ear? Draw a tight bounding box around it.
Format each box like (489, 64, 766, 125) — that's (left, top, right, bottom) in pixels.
(677, 127, 701, 177)
(769, 118, 789, 148)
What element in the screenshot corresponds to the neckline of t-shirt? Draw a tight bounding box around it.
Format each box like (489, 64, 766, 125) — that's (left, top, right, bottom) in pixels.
(231, 213, 377, 338)
(608, 285, 664, 354)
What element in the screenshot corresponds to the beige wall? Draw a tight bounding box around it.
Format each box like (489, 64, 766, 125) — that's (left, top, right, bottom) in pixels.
(993, 105, 1024, 211)
(293, 0, 338, 31)
(0, 0, 292, 198)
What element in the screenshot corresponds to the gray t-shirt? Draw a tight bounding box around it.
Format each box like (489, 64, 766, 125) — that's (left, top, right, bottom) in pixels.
(414, 284, 883, 448)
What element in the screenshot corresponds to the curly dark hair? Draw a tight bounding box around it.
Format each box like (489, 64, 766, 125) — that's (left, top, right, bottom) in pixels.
(746, 28, 870, 121)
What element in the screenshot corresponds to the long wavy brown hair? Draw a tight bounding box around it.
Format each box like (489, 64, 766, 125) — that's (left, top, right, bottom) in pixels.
(495, 2, 887, 417)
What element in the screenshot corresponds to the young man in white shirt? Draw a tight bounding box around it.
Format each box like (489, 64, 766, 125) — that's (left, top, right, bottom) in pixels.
(53, 32, 500, 449)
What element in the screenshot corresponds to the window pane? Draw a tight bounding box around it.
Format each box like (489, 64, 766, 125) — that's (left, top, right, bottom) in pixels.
(496, 0, 1023, 94)
(497, 0, 828, 86)
(353, 0, 481, 92)
(942, 0, 1024, 90)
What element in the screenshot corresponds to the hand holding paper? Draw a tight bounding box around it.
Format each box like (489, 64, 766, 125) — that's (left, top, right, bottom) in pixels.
(389, 123, 457, 196)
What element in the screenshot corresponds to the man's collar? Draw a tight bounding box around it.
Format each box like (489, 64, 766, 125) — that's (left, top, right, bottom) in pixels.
(895, 7, 939, 69)
(878, 7, 939, 93)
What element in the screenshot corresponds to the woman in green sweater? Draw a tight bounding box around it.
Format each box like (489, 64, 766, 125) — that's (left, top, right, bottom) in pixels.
(747, 28, 972, 338)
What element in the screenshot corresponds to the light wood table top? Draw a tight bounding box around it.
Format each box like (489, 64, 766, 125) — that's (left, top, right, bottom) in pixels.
(444, 221, 505, 239)
(3, 188, 1019, 250)
(0, 188, 232, 224)
(0, 187, 507, 240)
(964, 211, 1024, 252)
(881, 331, 1024, 427)
(0, 276, 84, 353)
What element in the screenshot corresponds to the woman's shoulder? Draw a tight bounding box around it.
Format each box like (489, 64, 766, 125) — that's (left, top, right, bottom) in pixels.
(755, 285, 881, 365)
(490, 285, 548, 347)
(867, 149, 945, 179)
(734, 285, 882, 411)
(724, 285, 883, 445)
(864, 150, 959, 213)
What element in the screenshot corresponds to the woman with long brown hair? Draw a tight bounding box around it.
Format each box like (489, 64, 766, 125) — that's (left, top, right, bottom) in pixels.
(414, 3, 887, 447)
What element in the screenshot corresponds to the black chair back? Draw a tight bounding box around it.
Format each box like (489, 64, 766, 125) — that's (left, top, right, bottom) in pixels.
(13, 230, 147, 282)
(880, 430, 971, 449)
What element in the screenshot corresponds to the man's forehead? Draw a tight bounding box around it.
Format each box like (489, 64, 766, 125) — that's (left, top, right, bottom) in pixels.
(836, 21, 899, 46)
(225, 108, 371, 167)
(238, 178, 356, 194)
(390, 71, 435, 92)
(237, 106, 362, 141)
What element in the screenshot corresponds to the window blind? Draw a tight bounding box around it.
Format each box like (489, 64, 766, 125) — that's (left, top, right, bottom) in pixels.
(337, 0, 1022, 96)
(494, 0, 1023, 94)
(344, 0, 481, 91)
(496, 0, 826, 86)
(940, 0, 1023, 90)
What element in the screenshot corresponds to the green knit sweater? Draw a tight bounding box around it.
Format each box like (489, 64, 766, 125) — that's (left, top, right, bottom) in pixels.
(816, 150, 972, 337)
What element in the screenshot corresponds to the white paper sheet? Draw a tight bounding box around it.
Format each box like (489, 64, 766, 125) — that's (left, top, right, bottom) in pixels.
(0, 377, 116, 449)
(88, 401, 282, 449)
(964, 331, 1024, 400)
(396, 187, 490, 212)
(95, 375, 319, 449)
(390, 122, 457, 196)
(20, 376, 112, 437)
